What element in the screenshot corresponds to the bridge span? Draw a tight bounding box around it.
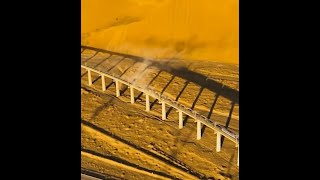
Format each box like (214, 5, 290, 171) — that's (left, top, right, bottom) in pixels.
(81, 46, 239, 166)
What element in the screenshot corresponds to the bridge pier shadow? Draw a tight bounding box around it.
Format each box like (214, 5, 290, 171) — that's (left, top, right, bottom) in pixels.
(221, 101, 236, 147)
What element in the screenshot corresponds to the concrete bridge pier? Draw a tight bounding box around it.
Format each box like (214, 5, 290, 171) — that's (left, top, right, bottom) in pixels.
(115, 80, 120, 97)
(237, 145, 239, 166)
(197, 121, 202, 140)
(178, 110, 183, 129)
(130, 86, 135, 104)
(101, 75, 106, 91)
(216, 132, 221, 152)
(145, 94, 150, 111)
(87, 69, 92, 86)
(162, 102, 166, 120)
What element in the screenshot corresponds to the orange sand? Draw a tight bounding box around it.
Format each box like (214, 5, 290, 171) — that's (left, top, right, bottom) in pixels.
(81, 0, 239, 64)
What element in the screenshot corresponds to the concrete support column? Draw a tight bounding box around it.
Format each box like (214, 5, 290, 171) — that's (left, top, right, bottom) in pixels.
(162, 102, 166, 120)
(115, 80, 120, 97)
(197, 121, 202, 140)
(178, 110, 183, 129)
(88, 69, 92, 86)
(216, 132, 221, 152)
(237, 145, 239, 166)
(101, 75, 106, 91)
(130, 86, 134, 104)
(145, 94, 150, 111)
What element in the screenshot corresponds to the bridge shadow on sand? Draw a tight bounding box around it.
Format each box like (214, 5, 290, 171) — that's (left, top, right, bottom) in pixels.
(81, 46, 238, 104)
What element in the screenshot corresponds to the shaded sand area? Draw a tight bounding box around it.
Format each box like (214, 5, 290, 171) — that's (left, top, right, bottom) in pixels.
(81, 47, 239, 179)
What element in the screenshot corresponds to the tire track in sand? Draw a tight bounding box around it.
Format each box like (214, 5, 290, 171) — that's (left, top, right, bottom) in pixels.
(82, 150, 171, 180)
(82, 120, 200, 180)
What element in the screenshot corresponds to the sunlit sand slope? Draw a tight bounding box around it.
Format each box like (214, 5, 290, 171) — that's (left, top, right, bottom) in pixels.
(81, 0, 238, 64)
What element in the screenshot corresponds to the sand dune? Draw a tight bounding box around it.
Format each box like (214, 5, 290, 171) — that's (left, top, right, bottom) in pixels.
(81, 0, 238, 64)
(81, 1, 239, 179)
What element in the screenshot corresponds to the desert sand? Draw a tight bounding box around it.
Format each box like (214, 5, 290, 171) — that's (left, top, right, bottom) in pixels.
(81, 0, 238, 64)
(81, 0, 238, 179)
